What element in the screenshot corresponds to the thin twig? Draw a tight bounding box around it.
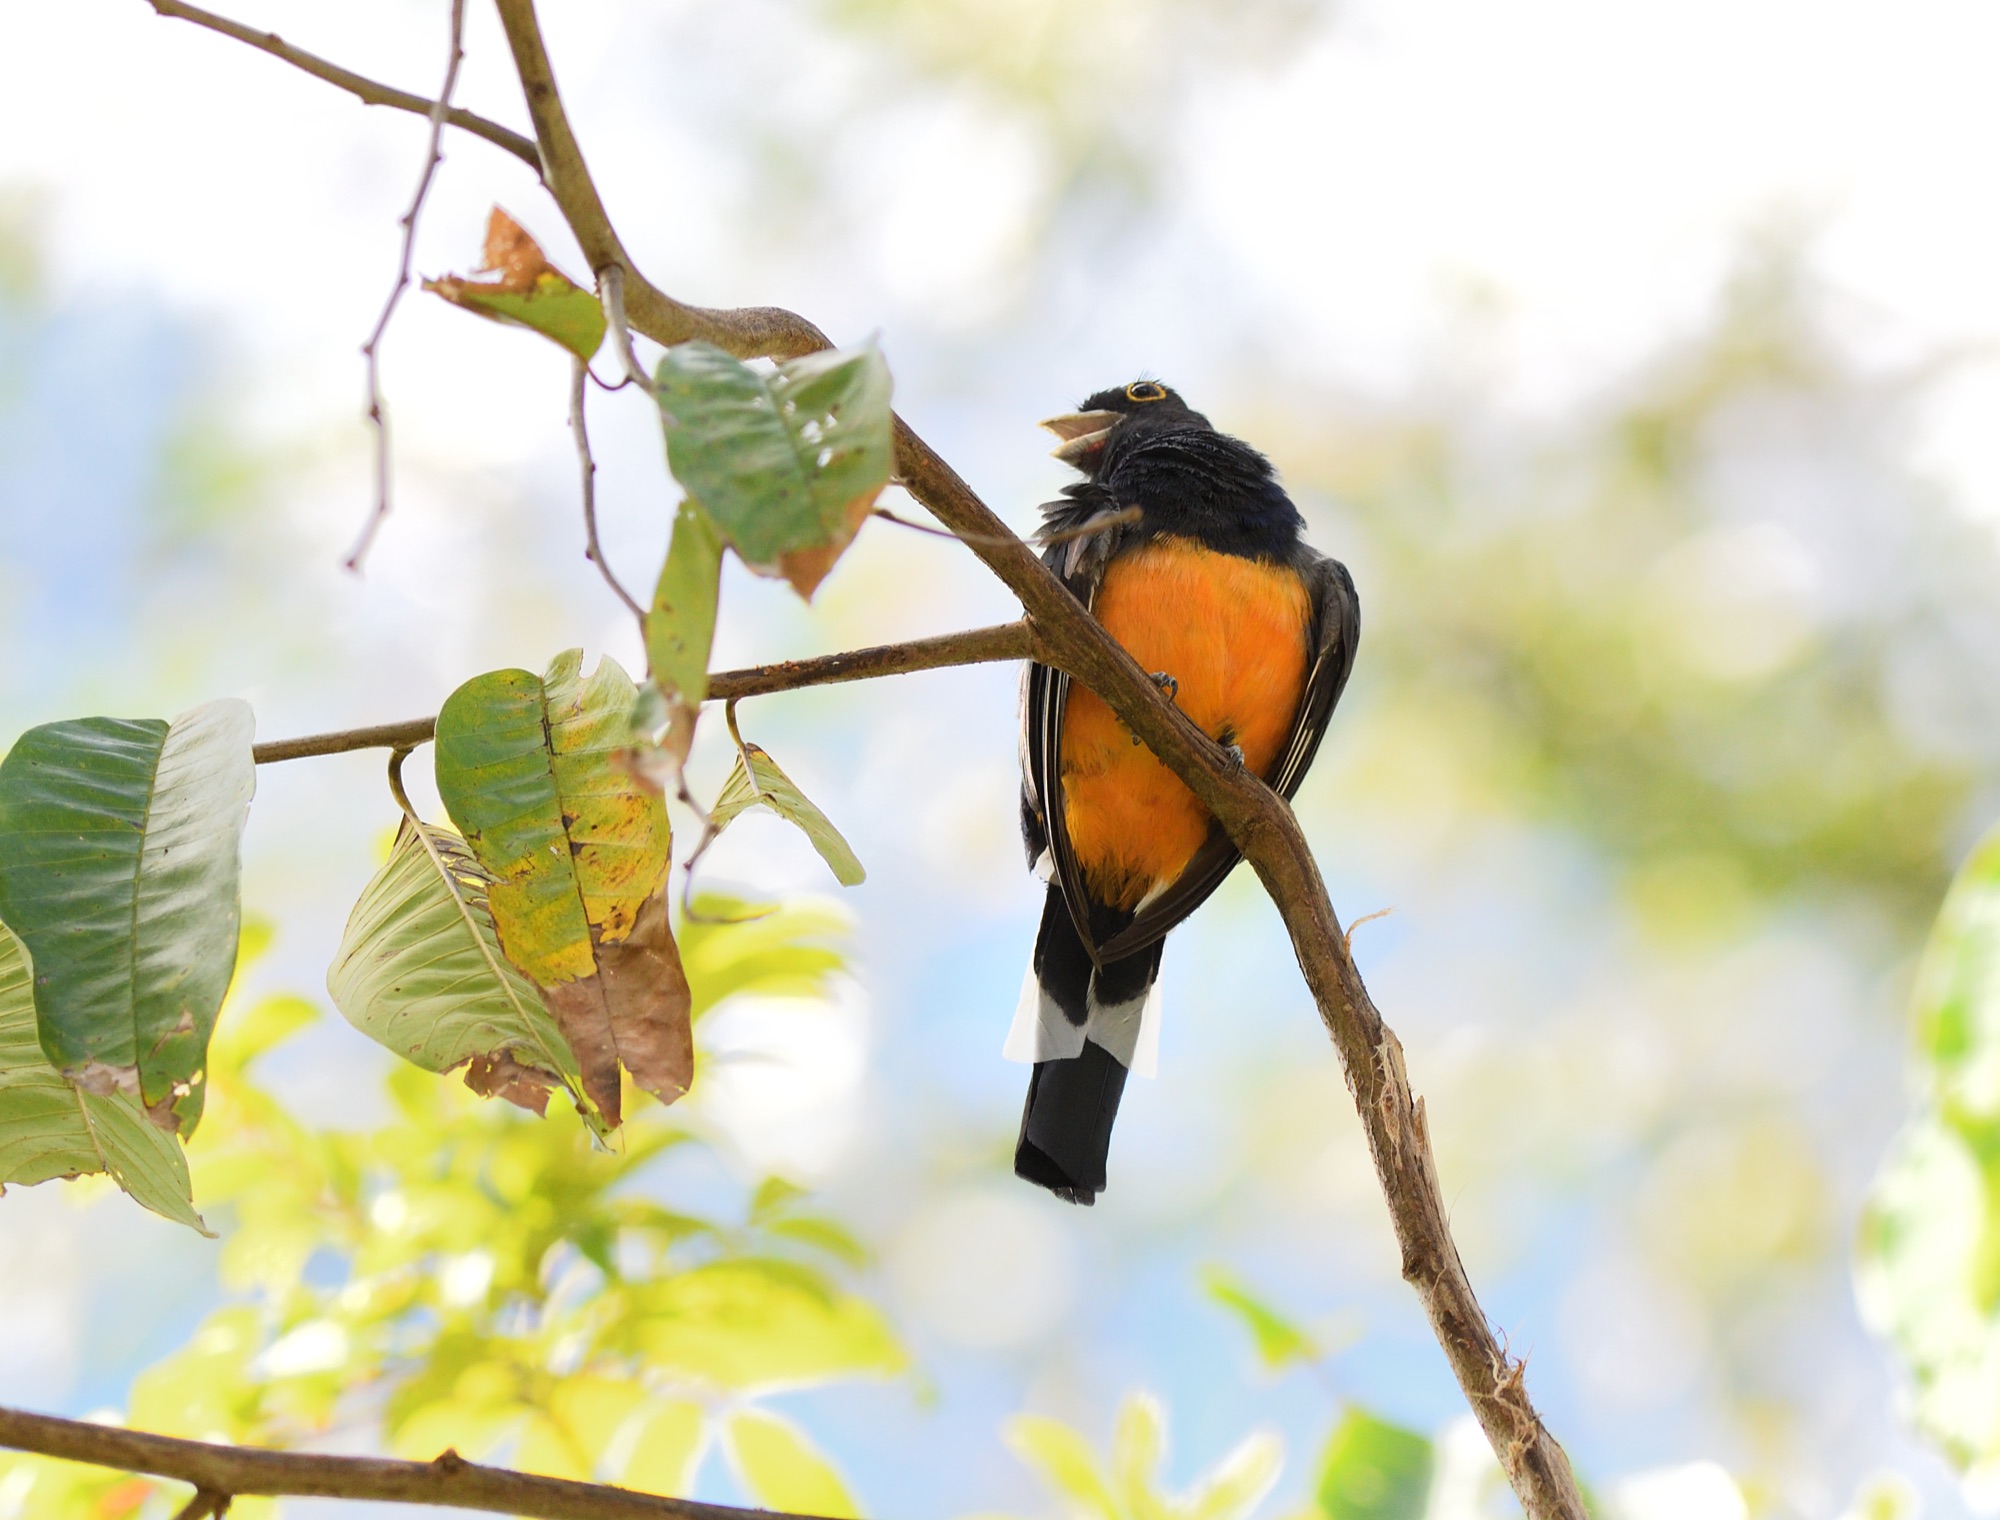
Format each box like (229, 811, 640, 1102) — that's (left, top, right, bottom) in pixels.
(677, 698, 774, 925)
(344, 0, 467, 573)
(0, 1404, 824, 1520)
(248, 621, 1038, 764)
(170, 1489, 230, 1520)
(570, 356, 647, 619)
(598, 263, 657, 399)
(142, 0, 540, 169)
(871, 502, 1143, 549)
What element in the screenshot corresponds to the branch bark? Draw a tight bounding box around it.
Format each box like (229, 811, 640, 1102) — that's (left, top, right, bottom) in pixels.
(486, 5, 1587, 1513)
(249, 620, 1037, 764)
(144, 0, 541, 170)
(0, 1405, 826, 1520)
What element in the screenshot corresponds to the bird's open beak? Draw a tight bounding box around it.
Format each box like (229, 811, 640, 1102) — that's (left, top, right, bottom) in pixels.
(1039, 409, 1119, 468)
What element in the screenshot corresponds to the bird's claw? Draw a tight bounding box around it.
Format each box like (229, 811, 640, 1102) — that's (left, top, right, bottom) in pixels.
(1149, 671, 1179, 701)
(1223, 743, 1245, 768)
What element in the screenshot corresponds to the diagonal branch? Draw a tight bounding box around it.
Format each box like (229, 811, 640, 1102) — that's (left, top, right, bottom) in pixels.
(0, 1405, 826, 1520)
(143, 0, 541, 171)
(487, 4, 1587, 1514)
(248, 621, 1038, 764)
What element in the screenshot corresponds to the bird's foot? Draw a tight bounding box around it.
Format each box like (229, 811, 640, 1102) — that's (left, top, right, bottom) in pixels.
(1149, 671, 1179, 701)
(1223, 743, 1246, 768)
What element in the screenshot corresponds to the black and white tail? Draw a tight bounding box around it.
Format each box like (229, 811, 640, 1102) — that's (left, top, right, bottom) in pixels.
(1008, 888, 1164, 1204)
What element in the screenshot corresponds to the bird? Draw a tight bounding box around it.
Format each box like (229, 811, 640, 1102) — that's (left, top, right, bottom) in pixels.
(1008, 379, 1360, 1204)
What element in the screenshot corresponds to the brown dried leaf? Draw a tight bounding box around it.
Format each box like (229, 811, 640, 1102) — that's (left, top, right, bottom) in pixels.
(541, 979, 623, 1128)
(599, 889, 694, 1106)
(460, 1050, 558, 1117)
(776, 493, 880, 601)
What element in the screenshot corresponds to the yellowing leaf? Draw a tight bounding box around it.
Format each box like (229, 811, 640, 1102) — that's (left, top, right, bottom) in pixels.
(424, 207, 607, 362)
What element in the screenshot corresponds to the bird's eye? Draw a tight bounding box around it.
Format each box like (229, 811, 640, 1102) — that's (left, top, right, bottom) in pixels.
(1125, 382, 1167, 403)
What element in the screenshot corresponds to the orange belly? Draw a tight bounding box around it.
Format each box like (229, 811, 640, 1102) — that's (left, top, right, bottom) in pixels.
(1060, 536, 1311, 911)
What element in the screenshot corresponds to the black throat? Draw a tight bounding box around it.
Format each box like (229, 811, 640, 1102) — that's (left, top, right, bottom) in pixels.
(1090, 413, 1305, 561)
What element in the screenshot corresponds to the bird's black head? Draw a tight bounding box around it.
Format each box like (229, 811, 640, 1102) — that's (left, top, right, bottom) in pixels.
(1040, 379, 1211, 475)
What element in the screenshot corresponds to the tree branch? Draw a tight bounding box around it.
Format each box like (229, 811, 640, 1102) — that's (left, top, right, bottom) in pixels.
(0, 1405, 826, 1520)
(248, 621, 1038, 764)
(484, 5, 1587, 1513)
(143, 0, 541, 171)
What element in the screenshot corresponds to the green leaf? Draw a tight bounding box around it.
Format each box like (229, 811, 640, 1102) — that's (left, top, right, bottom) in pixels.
(1314, 1410, 1433, 1520)
(1004, 1414, 1119, 1520)
(711, 744, 865, 887)
(0, 920, 206, 1232)
(435, 651, 688, 1123)
(678, 895, 848, 1019)
(1202, 1268, 1321, 1371)
(626, 1258, 904, 1391)
(615, 1398, 707, 1497)
(647, 501, 724, 707)
(725, 1409, 861, 1518)
(424, 207, 607, 362)
(1859, 819, 2000, 1472)
(0, 699, 254, 1132)
(326, 817, 603, 1135)
(653, 339, 893, 598)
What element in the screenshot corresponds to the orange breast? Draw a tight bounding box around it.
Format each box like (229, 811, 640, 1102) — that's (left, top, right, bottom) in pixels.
(1060, 536, 1311, 912)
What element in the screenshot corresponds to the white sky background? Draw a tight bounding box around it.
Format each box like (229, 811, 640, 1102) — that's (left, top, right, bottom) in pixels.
(6, 1, 2000, 1515)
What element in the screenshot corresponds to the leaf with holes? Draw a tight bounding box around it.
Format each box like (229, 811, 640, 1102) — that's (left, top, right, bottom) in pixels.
(434, 651, 688, 1125)
(0, 700, 254, 1133)
(653, 339, 893, 598)
(0, 920, 206, 1232)
(424, 207, 606, 362)
(710, 744, 865, 887)
(327, 816, 608, 1136)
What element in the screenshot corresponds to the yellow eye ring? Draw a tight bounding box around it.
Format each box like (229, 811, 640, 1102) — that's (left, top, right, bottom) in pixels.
(1125, 381, 1167, 403)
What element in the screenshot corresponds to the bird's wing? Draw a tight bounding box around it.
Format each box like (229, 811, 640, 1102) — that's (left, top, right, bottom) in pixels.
(1020, 489, 1144, 951)
(1092, 548, 1360, 963)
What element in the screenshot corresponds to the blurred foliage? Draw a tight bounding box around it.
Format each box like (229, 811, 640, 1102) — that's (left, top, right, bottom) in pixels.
(1282, 242, 2000, 931)
(0, 896, 897, 1517)
(1860, 818, 2000, 1486)
(1000, 1392, 1283, 1520)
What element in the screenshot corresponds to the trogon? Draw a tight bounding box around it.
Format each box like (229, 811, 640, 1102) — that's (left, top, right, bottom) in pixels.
(1008, 380, 1360, 1204)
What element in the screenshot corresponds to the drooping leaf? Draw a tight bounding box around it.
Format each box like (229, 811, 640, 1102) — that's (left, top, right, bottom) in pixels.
(1314, 1410, 1434, 1520)
(1202, 1267, 1321, 1371)
(424, 207, 606, 362)
(0, 920, 205, 1232)
(653, 339, 893, 598)
(647, 501, 724, 710)
(710, 744, 865, 887)
(624, 1258, 904, 1391)
(326, 816, 605, 1135)
(0, 700, 255, 1133)
(1858, 820, 2000, 1474)
(725, 1410, 861, 1518)
(434, 652, 687, 1124)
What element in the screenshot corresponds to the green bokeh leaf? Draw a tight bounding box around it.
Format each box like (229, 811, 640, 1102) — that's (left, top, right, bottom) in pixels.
(1004, 1414, 1119, 1520)
(653, 339, 893, 598)
(0, 920, 206, 1232)
(626, 1258, 904, 1391)
(0, 699, 254, 1132)
(1314, 1409, 1434, 1520)
(1859, 818, 2000, 1473)
(725, 1409, 861, 1518)
(615, 1398, 707, 1497)
(711, 744, 865, 887)
(1202, 1267, 1321, 1371)
(678, 895, 848, 1020)
(424, 208, 606, 362)
(327, 816, 603, 1134)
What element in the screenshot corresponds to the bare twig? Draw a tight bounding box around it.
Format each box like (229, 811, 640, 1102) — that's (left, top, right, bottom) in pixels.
(676, 698, 777, 925)
(248, 621, 1038, 764)
(871, 502, 1143, 549)
(170, 1489, 230, 1520)
(142, 0, 540, 169)
(344, 0, 468, 573)
(570, 356, 647, 619)
(0, 1405, 828, 1520)
(486, 7, 1588, 1512)
(599, 263, 658, 399)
